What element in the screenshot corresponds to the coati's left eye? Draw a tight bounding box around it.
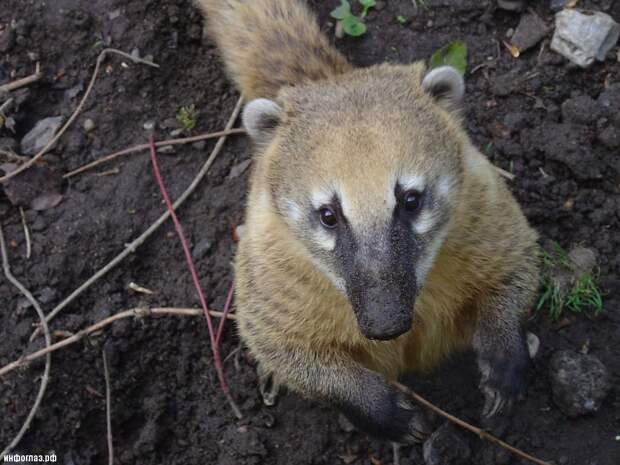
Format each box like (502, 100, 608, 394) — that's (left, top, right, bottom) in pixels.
(319, 207, 338, 228)
(402, 190, 423, 213)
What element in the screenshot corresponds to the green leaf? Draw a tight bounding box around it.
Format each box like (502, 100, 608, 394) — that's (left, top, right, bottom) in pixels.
(359, 0, 376, 18)
(330, 0, 352, 20)
(429, 41, 468, 75)
(342, 15, 367, 36)
(396, 15, 408, 25)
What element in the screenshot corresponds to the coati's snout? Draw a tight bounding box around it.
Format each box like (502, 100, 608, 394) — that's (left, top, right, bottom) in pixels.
(346, 250, 417, 340)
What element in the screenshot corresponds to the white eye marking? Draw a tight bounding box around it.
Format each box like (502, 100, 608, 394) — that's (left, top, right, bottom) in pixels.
(417, 227, 448, 285)
(414, 210, 436, 235)
(310, 187, 334, 210)
(284, 199, 303, 222)
(315, 229, 336, 251)
(400, 174, 426, 193)
(257, 190, 272, 212)
(437, 176, 454, 197)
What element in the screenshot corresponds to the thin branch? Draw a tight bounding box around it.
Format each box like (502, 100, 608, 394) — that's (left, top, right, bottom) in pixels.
(391, 381, 552, 465)
(29, 96, 244, 342)
(63, 128, 246, 179)
(495, 166, 516, 181)
(149, 137, 242, 419)
(0, 223, 52, 459)
(0, 307, 234, 378)
(216, 281, 235, 346)
(102, 349, 114, 465)
(19, 207, 31, 259)
(0, 65, 43, 93)
(0, 49, 159, 183)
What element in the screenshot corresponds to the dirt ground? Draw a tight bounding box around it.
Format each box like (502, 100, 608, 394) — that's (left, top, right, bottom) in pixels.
(1, 0, 619, 464)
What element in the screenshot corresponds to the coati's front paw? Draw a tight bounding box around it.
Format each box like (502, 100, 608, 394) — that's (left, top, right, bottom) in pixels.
(257, 363, 281, 406)
(478, 350, 530, 419)
(340, 387, 432, 444)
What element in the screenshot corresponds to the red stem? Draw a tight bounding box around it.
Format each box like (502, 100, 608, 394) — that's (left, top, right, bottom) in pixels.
(216, 281, 235, 346)
(148, 136, 242, 419)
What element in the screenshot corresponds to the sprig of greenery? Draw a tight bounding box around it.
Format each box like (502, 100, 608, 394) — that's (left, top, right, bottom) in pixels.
(430, 41, 468, 75)
(331, 0, 376, 37)
(176, 104, 199, 132)
(536, 243, 604, 321)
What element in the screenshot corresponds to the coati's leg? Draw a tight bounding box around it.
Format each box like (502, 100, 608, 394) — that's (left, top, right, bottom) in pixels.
(254, 343, 430, 443)
(257, 362, 281, 406)
(472, 277, 534, 419)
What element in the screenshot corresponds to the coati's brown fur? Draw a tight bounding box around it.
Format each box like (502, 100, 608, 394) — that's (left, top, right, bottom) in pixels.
(196, 0, 539, 442)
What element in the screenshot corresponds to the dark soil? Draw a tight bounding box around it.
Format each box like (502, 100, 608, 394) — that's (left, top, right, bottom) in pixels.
(1, 1, 619, 464)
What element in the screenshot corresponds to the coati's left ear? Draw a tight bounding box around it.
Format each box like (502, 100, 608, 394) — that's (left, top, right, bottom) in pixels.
(242, 98, 282, 143)
(421, 66, 465, 109)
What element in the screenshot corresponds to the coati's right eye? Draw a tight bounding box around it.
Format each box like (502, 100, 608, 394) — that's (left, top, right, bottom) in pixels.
(319, 207, 338, 229)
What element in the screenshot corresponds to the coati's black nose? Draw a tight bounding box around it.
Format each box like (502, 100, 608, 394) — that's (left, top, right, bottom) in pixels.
(348, 269, 416, 341)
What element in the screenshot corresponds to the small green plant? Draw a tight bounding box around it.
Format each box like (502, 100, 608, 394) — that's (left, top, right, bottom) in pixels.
(536, 243, 604, 321)
(396, 15, 408, 25)
(176, 104, 199, 131)
(429, 41, 468, 75)
(331, 0, 376, 37)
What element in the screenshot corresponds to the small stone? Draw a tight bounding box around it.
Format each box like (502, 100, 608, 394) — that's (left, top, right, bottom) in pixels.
(550, 0, 570, 11)
(497, 0, 524, 12)
(227, 159, 252, 180)
(598, 83, 620, 116)
(526, 332, 540, 359)
(338, 413, 356, 433)
(20, 116, 64, 155)
(37, 287, 57, 304)
(549, 350, 611, 418)
(192, 238, 212, 261)
(108, 9, 121, 20)
(511, 11, 549, 52)
(551, 10, 620, 68)
(0, 28, 16, 53)
(169, 128, 183, 137)
(505, 28, 514, 38)
(83, 118, 96, 133)
(598, 126, 620, 148)
(192, 140, 206, 150)
(567, 246, 597, 276)
(143, 121, 156, 132)
(423, 422, 471, 465)
(561, 95, 601, 124)
(130, 48, 140, 60)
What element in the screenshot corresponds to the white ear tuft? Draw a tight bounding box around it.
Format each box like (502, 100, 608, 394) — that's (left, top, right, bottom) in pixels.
(421, 66, 465, 106)
(242, 98, 282, 141)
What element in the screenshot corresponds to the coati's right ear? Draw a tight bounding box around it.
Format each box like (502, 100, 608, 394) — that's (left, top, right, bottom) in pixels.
(421, 66, 465, 109)
(242, 98, 282, 143)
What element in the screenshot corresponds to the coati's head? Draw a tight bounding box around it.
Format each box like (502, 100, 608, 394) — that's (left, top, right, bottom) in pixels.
(243, 63, 468, 340)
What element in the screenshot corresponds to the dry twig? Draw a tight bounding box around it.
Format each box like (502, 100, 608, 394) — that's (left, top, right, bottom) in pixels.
(29, 96, 244, 342)
(64, 128, 246, 178)
(19, 207, 31, 259)
(102, 349, 114, 465)
(0, 49, 158, 183)
(0, 63, 43, 94)
(391, 381, 552, 465)
(149, 138, 242, 419)
(0, 307, 233, 378)
(0, 223, 52, 459)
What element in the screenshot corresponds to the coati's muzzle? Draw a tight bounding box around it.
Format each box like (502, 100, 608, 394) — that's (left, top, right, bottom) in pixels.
(346, 250, 417, 341)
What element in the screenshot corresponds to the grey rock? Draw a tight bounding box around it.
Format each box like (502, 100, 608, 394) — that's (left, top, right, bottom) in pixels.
(227, 159, 252, 180)
(549, 350, 611, 417)
(83, 118, 96, 133)
(20, 116, 63, 155)
(37, 287, 57, 304)
(423, 422, 471, 465)
(497, 0, 524, 12)
(0, 28, 16, 53)
(192, 140, 206, 150)
(143, 120, 156, 132)
(511, 12, 549, 52)
(192, 238, 212, 260)
(108, 9, 121, 20)
(561, 95, 601, 124)
(551, 10, 620, 68)
(598, 83, 620, 115)
(598, 125, 620, 148)
(550, 0, 570, 11)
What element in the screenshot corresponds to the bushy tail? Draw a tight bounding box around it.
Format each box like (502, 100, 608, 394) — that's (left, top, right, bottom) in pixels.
(195, 0, 352, 100)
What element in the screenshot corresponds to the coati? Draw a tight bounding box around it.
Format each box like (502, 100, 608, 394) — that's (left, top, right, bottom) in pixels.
(196, 0, 539, 443)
